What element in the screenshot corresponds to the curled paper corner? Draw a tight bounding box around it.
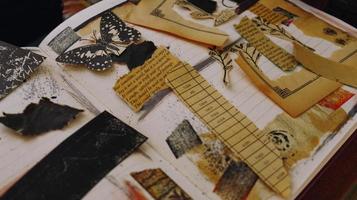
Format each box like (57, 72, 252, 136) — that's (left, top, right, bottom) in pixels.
(293, 42, 357, 88)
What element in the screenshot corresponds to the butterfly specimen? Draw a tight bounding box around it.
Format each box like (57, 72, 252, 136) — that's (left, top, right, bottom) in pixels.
(56, 11, 141, 71)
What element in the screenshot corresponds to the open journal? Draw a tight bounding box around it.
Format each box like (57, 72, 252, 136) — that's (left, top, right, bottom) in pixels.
(0, 0, 356, 199)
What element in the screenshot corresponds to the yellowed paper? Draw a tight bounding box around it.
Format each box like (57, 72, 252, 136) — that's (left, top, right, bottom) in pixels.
(214, 9, 236, 26)
(235, 17, 298, 71)
(175, 0, 236, 26)
(115, 0, 229, 47)
(166, 63, 291, 198)
(113, 47, 183, 112)
(263, 106, 347, 168)
(259, 0, 356, 48)
(249, 3, 288, 25)
(235, 48, 341, 117)
(294, 43, 357, 88)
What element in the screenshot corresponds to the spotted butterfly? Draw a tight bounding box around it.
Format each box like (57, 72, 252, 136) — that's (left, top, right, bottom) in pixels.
(56, 11, 141, 71)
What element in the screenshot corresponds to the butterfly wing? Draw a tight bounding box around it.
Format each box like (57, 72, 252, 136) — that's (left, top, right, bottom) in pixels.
(100, 11, 141, 44)
(56, 44, 113, 71)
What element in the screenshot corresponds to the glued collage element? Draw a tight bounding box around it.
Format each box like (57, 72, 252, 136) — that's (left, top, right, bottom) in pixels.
(0, 41, 46, 100)
(1, 111, 147, 200)
(166, 63, 291, 198)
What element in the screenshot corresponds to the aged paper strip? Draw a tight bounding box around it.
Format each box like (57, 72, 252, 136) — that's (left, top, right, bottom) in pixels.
(113, 47, 184, 112)
(235, 17, 298, 71)
(166, 63, 291, 198)
(294, 43, 357, 88)
(115, 0, 229, 47)
(236, 49, 341, 117)
(258, 0, 357, 48)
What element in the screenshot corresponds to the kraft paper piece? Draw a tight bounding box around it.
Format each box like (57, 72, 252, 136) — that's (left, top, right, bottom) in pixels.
(258, 0, 357, 47)
(235, 45, 341, 117)
(115, 0, 229, 47)
(113, 47, 184, 112)
(235, 17, 298, 71)
(166, 63, 291, 198)
(293, 43, 357, 88)
(263, 105, 347, 168)
(249, 3, 288, 25)
(175, 0, 236, 26)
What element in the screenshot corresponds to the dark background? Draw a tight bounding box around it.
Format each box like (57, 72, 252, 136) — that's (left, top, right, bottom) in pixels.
(0, 0, 63, 46)
(0, 0, 356, 46)
(0, 0, 355, 199)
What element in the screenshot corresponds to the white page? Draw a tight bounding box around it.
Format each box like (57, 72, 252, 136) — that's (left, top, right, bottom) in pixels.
(5, 0, 357, 199)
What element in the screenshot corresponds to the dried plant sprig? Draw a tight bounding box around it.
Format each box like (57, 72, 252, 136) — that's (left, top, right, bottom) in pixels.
(252, 17, 315, 51)
(209, 48, 233, 85)
(231, 43, 262, 70)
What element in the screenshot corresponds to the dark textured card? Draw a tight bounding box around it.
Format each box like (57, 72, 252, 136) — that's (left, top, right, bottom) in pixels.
(0, 41, 46, 99)
(131, 168, 193, 200)
(0, 111, 147, 200)
(166, 120, 202, 159)
(113, 41, 157, 70)
(0, 97, 83, 135)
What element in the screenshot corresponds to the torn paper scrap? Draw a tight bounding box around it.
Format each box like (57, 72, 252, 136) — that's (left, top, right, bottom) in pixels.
(0, 97, 83, 135)
(131, 168, 193, 199)
(235, 44, 341, 117)
(113, 41, 157, 70)
(115, 0, 228, 47)
(166, 63, 291, 198)
(249, 3, 288, 25)
(214, 161, 258, 200)
(0, 41, 46, 100)
(293, 42, 357, 88)
(235, 17, 298, 71)
(113, 47, 185, 112)
(166, 119, 202, 158)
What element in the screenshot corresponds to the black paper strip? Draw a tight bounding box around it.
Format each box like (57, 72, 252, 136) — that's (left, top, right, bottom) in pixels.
(1, 111, 147, 200)
(187, 0, 217, 14)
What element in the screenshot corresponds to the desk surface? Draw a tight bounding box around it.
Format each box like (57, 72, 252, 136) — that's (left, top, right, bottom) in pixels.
(297, 131, 357, 200)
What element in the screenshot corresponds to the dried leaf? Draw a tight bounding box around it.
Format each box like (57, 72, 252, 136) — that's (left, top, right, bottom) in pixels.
(0, 97, 83, 135)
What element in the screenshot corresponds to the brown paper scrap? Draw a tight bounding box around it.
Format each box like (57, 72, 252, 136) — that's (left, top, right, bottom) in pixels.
(115, 0, 228, 47)
(263, 105, 347, 168)
(113, 47, 184, 112)
(235, 45, 341, 117)
(294, 43, 357, 88)
(235, 17, 298, 71)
